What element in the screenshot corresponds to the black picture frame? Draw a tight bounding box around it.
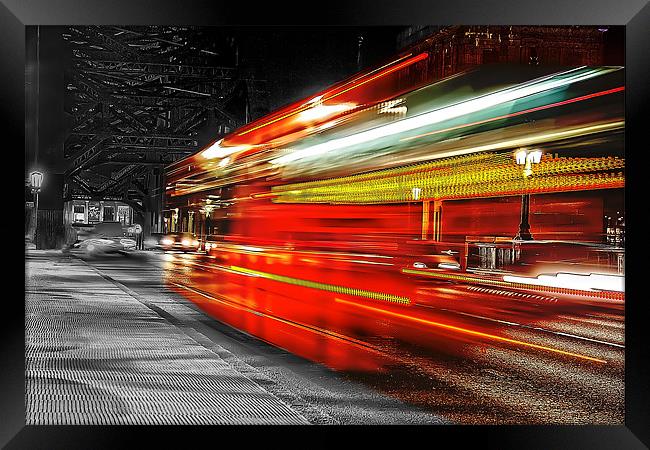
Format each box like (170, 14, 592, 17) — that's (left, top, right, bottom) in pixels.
(3, 0, 648, 447)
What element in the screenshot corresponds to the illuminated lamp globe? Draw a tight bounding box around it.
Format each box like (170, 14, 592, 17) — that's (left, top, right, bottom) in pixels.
(30, 171, 43, 190)
(514, 149, 527, 165)
(529, 149, 543, 164)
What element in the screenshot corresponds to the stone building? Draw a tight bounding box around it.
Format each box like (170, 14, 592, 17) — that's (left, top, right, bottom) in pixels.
(395, 26, 619, 88)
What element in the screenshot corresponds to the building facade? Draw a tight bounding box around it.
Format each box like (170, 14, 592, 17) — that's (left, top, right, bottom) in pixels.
(64, 200, 134, 226)
(396, 26, 617, 86)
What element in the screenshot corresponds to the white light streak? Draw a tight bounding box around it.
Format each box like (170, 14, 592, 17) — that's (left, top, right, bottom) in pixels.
(271, 67, 612, 166)
(396, 120, 623, 166)
(202, 139, 252, 160)
(296, 103, 356, 122)
(503, 272, 624, 292)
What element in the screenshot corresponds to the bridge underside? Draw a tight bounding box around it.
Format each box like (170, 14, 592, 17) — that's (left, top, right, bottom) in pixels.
(62, 26, 268, 229)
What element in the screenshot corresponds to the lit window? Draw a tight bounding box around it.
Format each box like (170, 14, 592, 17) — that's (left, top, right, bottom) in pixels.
(73, 205, 85, 223)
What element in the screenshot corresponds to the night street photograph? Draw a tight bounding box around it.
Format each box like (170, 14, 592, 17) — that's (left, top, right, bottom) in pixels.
(20, 22, 632, 429)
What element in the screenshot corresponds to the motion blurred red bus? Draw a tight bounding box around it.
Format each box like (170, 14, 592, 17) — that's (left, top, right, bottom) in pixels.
(162, 52, 625, 371)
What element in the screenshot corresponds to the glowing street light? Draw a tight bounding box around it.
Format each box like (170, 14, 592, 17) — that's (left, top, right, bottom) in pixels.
(513, 149, 542, 241)
(515, 148, 542, 177)
(30, 171, 43, 191)
(30, 171, 43, 248)
(203, 203, 215, 216)
(198, 203, 216, 250)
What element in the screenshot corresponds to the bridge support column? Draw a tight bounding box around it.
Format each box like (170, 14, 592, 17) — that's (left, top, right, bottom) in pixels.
(432, 200, 443, 242)
(421, 200, 430, 240)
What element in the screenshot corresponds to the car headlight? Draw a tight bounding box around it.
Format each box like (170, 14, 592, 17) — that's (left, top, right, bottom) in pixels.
(192, 240, 199, 247)
(181, 239, 191, 247)
(205, 243, 212, 251)
(161, 238, 174, 246)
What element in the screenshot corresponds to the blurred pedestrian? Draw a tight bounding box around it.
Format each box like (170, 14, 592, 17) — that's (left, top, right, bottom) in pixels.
(134, 224, 143, 250)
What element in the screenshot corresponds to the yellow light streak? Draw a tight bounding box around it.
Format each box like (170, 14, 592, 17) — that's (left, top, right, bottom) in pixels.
(229, 265, 411, 305)
(334, 298, 607, 363)
(272, 152, 625, 204)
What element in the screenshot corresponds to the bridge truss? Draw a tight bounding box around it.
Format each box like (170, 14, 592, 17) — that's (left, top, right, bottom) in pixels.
(62, 26, 268, 214)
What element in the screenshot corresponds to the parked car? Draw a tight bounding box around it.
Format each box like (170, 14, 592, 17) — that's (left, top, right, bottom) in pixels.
(72, 221, 136, 256)
(159, 233, 201, 252)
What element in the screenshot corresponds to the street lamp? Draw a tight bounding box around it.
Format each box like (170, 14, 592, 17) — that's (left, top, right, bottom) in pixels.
(30, 171, 43, 190)
(30, 171, 43, 248)
(514, 148, 542, 178)
(513, 149, 542, 240)
(199, 203, 215, 250)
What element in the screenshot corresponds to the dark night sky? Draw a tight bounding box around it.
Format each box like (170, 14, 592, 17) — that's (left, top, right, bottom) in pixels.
(234, 27, 404, 110)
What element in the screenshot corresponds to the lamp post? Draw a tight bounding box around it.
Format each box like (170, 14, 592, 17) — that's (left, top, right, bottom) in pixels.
(204, 204, 214, 235)
(513, 149, 542, 241)
(30, 171, 43, 248)
(199, 204, 215, 251)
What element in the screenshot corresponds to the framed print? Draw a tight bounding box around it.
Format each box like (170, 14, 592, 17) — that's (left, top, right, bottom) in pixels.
(4, 0, 649, 447)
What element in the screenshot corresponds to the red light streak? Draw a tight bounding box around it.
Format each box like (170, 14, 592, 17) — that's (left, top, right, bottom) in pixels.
(235, 52, 429, 137)
(335, 298, 607, 363)
(169, 281, 386, 355)
(323, 52, 429, 102)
